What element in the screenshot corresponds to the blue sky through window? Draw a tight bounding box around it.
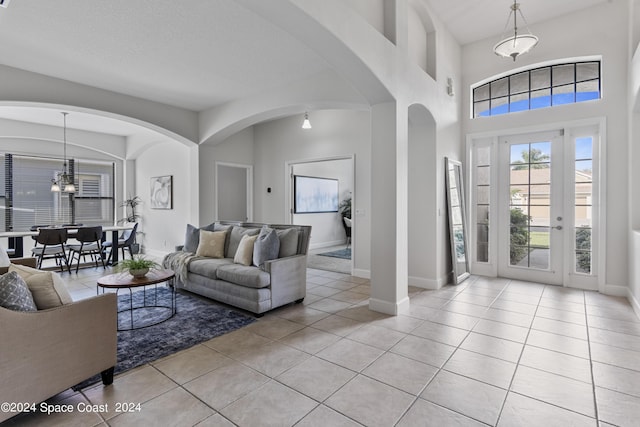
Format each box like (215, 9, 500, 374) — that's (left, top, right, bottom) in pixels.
(473, 61, 601, 118)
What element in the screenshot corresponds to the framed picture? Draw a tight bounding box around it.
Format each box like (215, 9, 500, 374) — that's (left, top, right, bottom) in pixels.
(294, 175, 339, 213)
(150, 175, 173, 209)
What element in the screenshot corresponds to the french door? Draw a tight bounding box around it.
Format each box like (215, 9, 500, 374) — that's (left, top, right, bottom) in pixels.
(470, 124, 601, 290)
(498, 131, 564, 284)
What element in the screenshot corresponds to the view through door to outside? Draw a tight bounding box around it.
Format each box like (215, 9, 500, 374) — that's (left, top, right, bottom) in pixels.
(471, 126, 599, 289)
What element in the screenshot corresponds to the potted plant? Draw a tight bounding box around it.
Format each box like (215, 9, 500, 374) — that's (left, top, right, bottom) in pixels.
(120, 195, 142, 223)
(116, 256, 158, 278)
(338, 196, 352, 219)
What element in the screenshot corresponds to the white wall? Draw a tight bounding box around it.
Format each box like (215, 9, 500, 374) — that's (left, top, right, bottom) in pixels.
(200, 127, 254, 222)
(463, 0, 629, 290)
(135, 140, 192, 255)
(292, 158, 353, 249)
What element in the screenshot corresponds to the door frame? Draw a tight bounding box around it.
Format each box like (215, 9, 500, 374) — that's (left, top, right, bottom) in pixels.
(466, 117, 607, 292)
(285, 155, 356, 272)
(215, 162, 253, 222)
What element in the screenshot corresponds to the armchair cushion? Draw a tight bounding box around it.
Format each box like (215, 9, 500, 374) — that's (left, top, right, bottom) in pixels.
(0, 271, 37, 312)
(9, 264, 73, 310)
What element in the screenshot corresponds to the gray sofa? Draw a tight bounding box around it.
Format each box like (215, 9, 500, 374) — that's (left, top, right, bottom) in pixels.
(164, 221, 311, 315)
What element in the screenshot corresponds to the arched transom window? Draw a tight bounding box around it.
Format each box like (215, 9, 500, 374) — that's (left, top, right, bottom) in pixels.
(472, 61, 601, 118)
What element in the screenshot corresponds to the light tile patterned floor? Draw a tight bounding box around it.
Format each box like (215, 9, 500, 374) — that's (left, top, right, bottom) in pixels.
(5, 267, 640, 426)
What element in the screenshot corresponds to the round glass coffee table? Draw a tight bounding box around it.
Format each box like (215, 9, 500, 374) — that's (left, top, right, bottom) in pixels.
(97, 269, 176, 331)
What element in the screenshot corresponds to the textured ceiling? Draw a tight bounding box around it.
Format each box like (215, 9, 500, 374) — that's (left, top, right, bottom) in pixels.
(0, 0, 329, 112)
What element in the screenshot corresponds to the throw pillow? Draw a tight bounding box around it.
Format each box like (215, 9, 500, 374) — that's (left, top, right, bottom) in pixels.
(227, 227, 260, 259)
(195, 230, 227, 258)
(277, 228, 300, 258)
(9, 264, 73, 310)
(0, 244, 10, 268)
(234, 234, 259, 266)
(253, 227, 280, 268)
(0, 271, 37, 312)
(184, 223, 218, 253)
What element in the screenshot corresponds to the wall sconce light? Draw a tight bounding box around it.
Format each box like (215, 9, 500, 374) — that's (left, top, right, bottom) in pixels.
(447, 77, 454, 97)
(302, 112, 312, 130)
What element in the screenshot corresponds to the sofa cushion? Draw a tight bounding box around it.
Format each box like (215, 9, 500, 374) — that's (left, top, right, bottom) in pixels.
(0, 271, 37, 312)
(234, 234, 258, 266)
(253, 227, 280, 268)
(276, 228, 299, 258)
(184, 222, 219, 253)
(188, 257, 234, 278)
(227, 227, 260, 259)
(216, 264, 271, 289)
(196, 230, 227, 258)
(9, 264, 73, 309)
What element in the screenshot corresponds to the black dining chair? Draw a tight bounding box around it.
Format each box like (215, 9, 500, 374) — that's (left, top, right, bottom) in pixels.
(68, 226, 106, 273)
(30, 228, 70, 272)
(103, 223, 138, 264)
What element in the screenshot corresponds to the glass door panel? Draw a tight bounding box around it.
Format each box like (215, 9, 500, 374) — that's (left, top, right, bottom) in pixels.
(499, 133, 563, 285)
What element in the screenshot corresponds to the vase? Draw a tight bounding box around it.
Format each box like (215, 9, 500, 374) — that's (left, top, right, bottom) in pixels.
(129, 268, 149, 278)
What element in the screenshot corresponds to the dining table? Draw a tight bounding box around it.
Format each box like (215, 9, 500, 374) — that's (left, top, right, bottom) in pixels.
(0, 224, 134, 265)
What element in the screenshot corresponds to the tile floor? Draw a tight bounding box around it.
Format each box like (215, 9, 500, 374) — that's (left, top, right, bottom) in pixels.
(4, 267, 640, 426)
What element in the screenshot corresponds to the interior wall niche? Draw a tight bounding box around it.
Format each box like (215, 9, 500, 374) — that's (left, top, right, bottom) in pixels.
(343, 0, 396, 45)
(408, 2, 437, 80)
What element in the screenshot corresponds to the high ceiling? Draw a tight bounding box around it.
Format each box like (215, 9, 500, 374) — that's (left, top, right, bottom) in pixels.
(425, 0, 610, 46)
(0, 0, 611, 137)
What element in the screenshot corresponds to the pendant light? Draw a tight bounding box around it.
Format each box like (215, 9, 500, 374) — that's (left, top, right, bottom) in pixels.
(493, 1, 538, 61)
(301, 112, 312, 129)
(50, 112, 76, 193)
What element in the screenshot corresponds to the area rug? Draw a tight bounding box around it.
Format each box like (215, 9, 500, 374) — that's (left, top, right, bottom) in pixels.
(318, 248, 351, 259)
(73, 287, 255, 390)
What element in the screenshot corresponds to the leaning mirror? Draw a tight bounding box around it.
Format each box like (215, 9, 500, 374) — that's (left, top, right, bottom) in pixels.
(445, 157, 470, 285)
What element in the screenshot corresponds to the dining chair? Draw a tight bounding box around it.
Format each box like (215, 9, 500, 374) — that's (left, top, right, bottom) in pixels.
(30, 228, 70, 272)
(343, 217, 352, 249)
(67, 226, 106, 273)
(103, 223, 138, 264)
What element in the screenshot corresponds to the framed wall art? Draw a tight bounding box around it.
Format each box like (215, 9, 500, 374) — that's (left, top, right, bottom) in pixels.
(150, 175, 173, 209)
(293, 175, 339, 214)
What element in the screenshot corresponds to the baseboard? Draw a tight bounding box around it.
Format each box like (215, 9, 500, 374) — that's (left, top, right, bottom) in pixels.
(603, 284, 628, 297)
(409, 275, 449, 290)
(352, 268, 370, 279)
(627, 289, 640, 321)
(369, 296, 410, 316)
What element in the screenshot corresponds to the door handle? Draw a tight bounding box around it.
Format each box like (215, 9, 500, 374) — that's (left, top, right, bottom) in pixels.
(553, 225, 563, 230)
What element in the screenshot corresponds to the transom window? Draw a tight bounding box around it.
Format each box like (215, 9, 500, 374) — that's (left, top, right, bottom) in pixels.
(472, 61, 601, 118)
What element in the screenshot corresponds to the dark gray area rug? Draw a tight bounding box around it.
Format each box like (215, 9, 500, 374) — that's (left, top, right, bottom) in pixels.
(318, 248, 351, 259)
(73, 287, 255, 390)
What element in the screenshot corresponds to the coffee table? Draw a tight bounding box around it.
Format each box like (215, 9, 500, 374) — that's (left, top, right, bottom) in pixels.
(97, 269, 176, 331)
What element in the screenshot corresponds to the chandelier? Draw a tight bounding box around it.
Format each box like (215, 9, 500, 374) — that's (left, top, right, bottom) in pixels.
(50, 112, 76, 193)
(493, 1, 538, 61)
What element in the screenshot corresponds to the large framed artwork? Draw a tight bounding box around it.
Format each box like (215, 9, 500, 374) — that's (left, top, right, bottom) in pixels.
(294, 175, 339, 214)
(150, 175, 173, 209)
